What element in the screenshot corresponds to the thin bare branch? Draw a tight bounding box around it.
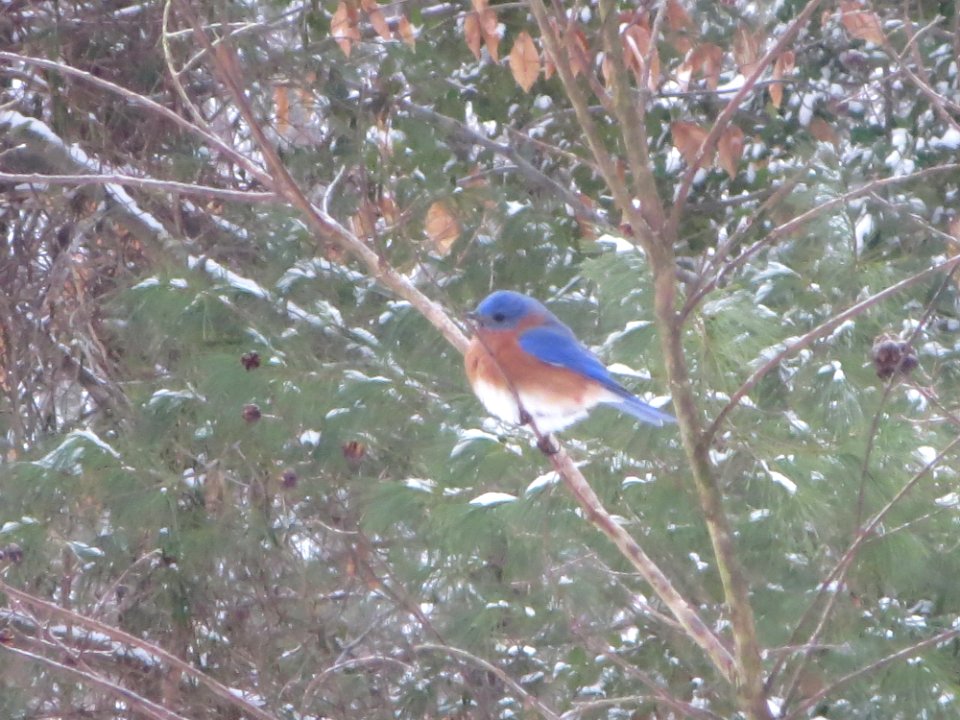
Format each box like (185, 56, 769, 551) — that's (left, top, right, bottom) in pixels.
(700, 164, 960, 307)
(0, 172, 277, 203)
(415, 643, 565, 720)
(176, 2, 469, 353)
(770, 431, 960, 703)
(399, 100, 607, 227)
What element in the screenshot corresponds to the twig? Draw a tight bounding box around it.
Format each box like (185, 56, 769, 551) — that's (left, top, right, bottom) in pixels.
(528, 0, 652, 245)
(414, 643, 564, 720)
(399, 100, 607, 228)
(597, 0, 665, 233)
(0, 172, 277, 203)
(770, 432, 960, 706)
(689, 163, 960, 317)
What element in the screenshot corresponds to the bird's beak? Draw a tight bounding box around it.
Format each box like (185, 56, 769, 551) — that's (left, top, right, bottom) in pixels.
(465, 310, 479, 322)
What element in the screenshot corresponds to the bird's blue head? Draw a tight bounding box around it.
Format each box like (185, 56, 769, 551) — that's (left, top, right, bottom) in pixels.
(468, 290, 552, 330)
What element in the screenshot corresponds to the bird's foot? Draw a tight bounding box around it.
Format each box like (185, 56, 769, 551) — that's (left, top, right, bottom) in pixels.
(537, 434, 560, 455)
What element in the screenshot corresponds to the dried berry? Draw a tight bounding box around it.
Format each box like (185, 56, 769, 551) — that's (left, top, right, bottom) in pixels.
(871, 336, 918, 380)
(241, 351, 261, 370)
(281, 468, 298, 489)
(0, 543, 23, 564)
(242, 404, 262, 423)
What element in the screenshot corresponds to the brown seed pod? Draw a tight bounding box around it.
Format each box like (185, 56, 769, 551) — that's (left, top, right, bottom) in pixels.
(871, 335, 918, 380)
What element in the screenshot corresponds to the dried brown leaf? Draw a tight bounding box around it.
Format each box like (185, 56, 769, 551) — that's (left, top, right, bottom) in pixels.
(464, 12, 482, 60)
(509, 31, 540, 92)
(331, 1, 360, 57)
(425, 201, 460, 256)
(717, 125, 744, 178)
(769, 50, 795, 108)
(274, 85, 290, 136)
(808, 116, 839, 147)
(566, 24, 591, 78)
(361, 0, 392, 41)
(623, 24, 660, 90)
(840, 1, 885, 44)
(733, 24, 762, 77)
(397, 15, 416, 49)
(665, 0, 692, 32)
(479, 8, 500, 61)
(671, 120, 710, 166)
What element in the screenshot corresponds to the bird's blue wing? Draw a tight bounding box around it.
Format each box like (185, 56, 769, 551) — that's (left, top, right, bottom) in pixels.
(518, 324, 616, 388)
(519, 324, 676, 426)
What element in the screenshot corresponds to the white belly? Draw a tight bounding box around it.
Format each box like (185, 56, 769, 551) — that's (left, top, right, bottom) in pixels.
(472, 378, 594, 433)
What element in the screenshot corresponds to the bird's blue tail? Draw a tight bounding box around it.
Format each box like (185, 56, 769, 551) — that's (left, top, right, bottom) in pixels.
(608, 395, 676, 427)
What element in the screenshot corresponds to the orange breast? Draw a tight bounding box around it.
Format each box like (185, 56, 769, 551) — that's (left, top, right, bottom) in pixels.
(465, 327, 595, 405)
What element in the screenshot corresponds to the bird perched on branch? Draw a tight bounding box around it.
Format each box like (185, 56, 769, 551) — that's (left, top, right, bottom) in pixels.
(465, 290, 675, 435)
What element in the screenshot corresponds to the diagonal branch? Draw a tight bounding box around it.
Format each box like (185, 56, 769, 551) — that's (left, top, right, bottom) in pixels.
(527, 0, 653, 247)
(175, 0, 469, 354)
(772, 432, 960, 710)
(399, 100, 607, 227)
(597, 0, 666, 234)
(687, 163, 960, 317)
(0, 51, 269, 184)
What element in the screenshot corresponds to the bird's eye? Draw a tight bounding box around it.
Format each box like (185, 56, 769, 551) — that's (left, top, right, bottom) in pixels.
(492, 312, 506, 323)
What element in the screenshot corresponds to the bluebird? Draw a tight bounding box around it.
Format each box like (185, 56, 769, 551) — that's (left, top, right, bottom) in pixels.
(465, 290, 675, 434)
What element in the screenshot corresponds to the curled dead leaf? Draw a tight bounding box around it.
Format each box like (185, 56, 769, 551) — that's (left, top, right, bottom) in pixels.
(464, 12, 482, 60)
(397, 15, 415, 49)
(733, 24, 762, 77)
(425, 201, 460, 256)
(331, 2, 361, 57)
(717, 125, 745, 178)
(361, 0, 391, 40)
(479, 8, 500, 61)
(671, 120, 710, 167)
(770, 50, 795, 108)
(622, 24, 660, 90)
(807, 116, 839, 148)
(840, 1, 885, 45)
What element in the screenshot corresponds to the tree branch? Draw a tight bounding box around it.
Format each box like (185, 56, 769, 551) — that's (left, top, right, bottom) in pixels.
(0, 171, 277, 203)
